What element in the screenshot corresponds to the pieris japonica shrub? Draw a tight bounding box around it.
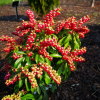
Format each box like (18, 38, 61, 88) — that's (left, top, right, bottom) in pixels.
(28, 0, 60, 16)
(1, 8, 90, 100)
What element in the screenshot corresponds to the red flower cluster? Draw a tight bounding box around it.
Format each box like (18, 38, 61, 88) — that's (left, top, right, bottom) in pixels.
(13, 53, 23, 60)
(55, 20, 65, 34)
(20, 66, 38, 88)
(62, 46, 86, 71)
(2, 91, 23, 100)
(38, 37, 57, 61)
(64, 16, 90, 38)
(38, 37, 86, 71)
(5, 75, 17, 86)
(0, 35, 15, 53)
(39, 63, 61, 84)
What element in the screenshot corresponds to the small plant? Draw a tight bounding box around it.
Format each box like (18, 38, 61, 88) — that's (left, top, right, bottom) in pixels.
(28, 0, 60, 16)
(0, 8, 90, 100)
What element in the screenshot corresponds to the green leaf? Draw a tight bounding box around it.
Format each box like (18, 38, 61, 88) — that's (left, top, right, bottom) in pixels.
(50, 54, 62, 58)
(14, 84, 19, 93)
(14, 77, 19, 92)
(64, 42, 69, 49)
(31, 86, 36, 93)
(59, 36, 66, 45)
(26, 57, 31, 65)
(63, 63, 71, 79)
(39, 82, 46, 93)
(75, 33, 81, 47)
(14, 57, 24, 68)
(44, 72, 51, 85)
(56, 59, 63, 65)
(21, 94, 34, 99)
(39, 55, 45, 63)
(16, 51, 25, 55)
(64, 34, 71, 44)
(25, 78, 30, 92)
(25, 57, 31, 69)
(39, 82, 48, 100)
(57, 65, 63, 75)
(51, 84, 57, 93)
(19, 78, 23, 88)
(17, 63, 22, 69)
(21, 98, 26, 100)
(45, 58, 51, 65)
(38, 95, 43, 100)
(37, 86, 41, 95)
(35, 54, 39, 64)
(74, 35, 80, 50)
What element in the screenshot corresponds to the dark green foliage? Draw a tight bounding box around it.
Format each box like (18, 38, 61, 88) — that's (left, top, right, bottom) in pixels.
(28, 0, 60, 15)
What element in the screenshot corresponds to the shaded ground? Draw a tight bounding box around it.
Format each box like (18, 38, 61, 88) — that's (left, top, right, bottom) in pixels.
(0, 0, 100, 100)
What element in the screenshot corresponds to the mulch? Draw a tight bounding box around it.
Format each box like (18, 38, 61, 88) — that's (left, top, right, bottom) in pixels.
(0, 0, 100, 100)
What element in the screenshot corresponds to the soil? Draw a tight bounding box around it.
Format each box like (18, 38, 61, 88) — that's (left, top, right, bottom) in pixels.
(0, 0, 100, 100)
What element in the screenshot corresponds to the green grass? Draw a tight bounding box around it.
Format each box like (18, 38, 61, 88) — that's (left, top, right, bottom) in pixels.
(0, 0, 22, 6)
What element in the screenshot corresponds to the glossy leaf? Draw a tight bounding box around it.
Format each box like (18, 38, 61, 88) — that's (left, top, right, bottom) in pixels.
(56, 59, 63, 65)
(44, 72, 51, 85)
(64, 42, 69, 49)
(26, 57, 31, 66)
(17, 63, 22, 69)
(45, 58, 51, 65)
(50, 53, 62, 58)
(14, 57, 24, 68)
(75, 33, 81, 47)
(19, 78, 23, 88)
(73, 35, 80, 49)
(25, 78, 30, 92)
(16, 51, 25, 55)
(39, 55, 45, 63)
(57, 65, 63, 75)
(37, 86, 41, 95)
(35, 54, 39, 64)
(64, 34, 71, 44)
(21, 94, 35, 99)
(59, 36, 66, 45)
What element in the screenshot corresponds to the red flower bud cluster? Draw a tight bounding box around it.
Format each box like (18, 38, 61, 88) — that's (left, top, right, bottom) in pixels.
(39, 63, 61, 84)
(20, 66, 38, 88)
(5, 75, 17, 86)
(4, 73, 11, 81)
(24, 31, 36, 51)
(13, 53, 23, 60)
(2, 91, 23, 100)
(64, 16, 90, 38)
(28, 52, 33, 57)
(0, 35, 15, 52)
(62, 46, 86, 71)
(55, 20, 65, 34)
(38, 38, 58, 61)
(44, 8, 60, 26)
(44, 27, 54, 35)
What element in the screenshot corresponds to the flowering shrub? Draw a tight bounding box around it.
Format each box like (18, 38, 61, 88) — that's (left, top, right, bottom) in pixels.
(0, 8, 90, 100)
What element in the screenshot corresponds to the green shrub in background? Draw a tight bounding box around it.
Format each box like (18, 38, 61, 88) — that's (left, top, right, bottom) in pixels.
(28, 0, 60, 16)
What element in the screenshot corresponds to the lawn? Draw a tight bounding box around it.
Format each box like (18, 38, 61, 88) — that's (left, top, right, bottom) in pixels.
(0, 0, 22, 6)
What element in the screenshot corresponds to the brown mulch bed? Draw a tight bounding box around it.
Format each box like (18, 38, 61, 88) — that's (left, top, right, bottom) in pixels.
(0, 0, 100, 100)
